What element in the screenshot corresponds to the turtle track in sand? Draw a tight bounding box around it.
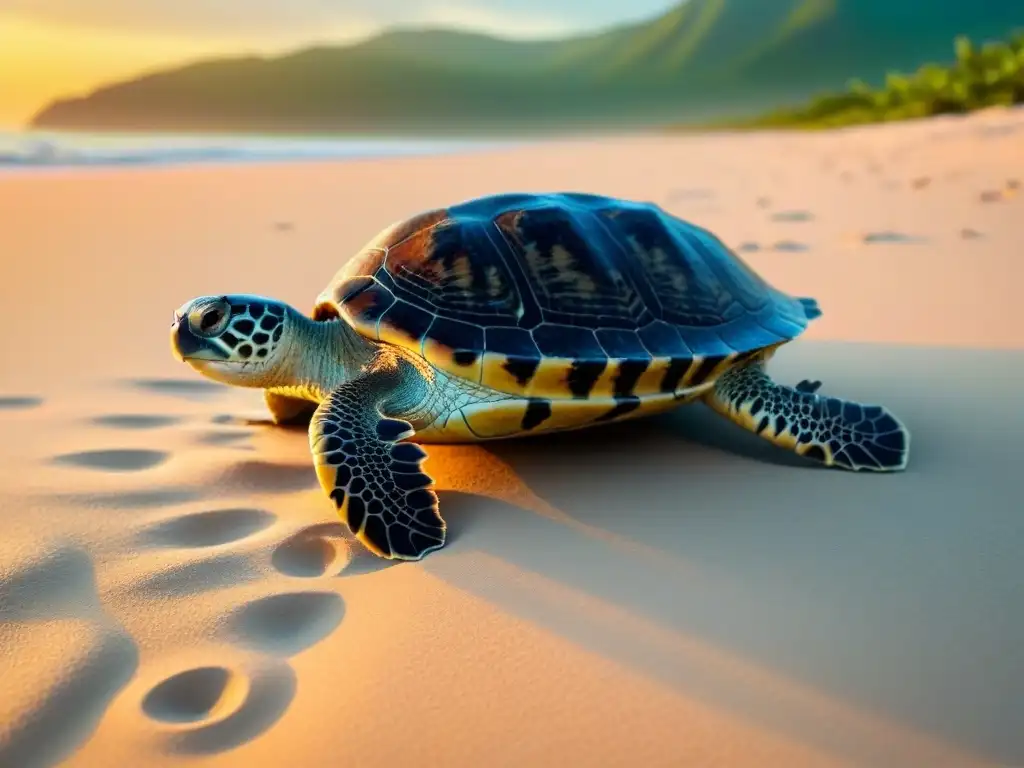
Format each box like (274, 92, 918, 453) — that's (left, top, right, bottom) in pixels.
(53, 398, 355, 757)
(270, 522, 351, 578)
(139, 507, 277, 549)
(2, 386, 362, 760)
(0, 546, 139, 768)
(125, 515, 347, 754)
(140, 661, 298, 756)
(225, 591, 346, 657)
(89, 413, 182, 430)
(124, 377, 226, 399)
(51, 448, 170, 472)
(0, 395, 44, 410)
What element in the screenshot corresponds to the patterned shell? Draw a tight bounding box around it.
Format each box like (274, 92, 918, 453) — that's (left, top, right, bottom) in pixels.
(314, 193, 819, 401)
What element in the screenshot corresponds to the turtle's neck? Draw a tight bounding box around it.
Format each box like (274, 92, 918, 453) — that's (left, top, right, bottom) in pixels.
(265, 310, 377, 402)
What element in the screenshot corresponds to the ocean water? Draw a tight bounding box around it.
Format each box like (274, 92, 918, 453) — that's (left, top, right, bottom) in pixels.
(0, 130, 518, 170)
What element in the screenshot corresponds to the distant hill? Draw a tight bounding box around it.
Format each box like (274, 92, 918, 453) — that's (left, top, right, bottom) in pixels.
(31, 0, 1024, 133)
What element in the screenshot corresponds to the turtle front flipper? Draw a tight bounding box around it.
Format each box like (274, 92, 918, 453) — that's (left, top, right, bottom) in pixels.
(309, 372, 445, 560)
(704, 363, 909, 471)
(265, 391, 318, 425)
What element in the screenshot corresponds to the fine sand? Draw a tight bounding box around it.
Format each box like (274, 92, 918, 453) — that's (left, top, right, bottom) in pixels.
(1, 107, 1022, 768)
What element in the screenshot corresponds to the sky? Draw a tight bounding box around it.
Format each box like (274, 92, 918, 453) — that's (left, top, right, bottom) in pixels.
(0, 1, 678, 128)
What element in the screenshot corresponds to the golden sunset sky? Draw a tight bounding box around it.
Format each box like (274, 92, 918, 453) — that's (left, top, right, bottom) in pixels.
(0, 17, 274, 128)
(0, 2, 674, 129)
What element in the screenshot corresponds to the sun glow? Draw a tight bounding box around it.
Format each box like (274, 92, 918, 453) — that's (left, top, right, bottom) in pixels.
(0, 16, 380, 129)
(0, 3, 598, 129)
(0, 17, 237, 127)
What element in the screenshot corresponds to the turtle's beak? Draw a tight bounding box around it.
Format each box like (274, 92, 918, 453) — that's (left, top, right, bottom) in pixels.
(170, 314, 230, 364)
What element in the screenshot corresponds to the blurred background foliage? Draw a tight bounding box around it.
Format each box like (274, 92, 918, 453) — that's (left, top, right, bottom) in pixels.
(744, 31, 1024, 128)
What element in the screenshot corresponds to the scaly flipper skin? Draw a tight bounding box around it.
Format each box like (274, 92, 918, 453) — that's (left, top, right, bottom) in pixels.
(308, 363, 445, 560)
(704, 363, 909, 471)
(264, 391, 318, 425)
(794, 379, 823, 395)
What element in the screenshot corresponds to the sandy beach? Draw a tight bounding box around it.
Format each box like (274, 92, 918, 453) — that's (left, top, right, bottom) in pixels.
(1, 107, 1022, 768)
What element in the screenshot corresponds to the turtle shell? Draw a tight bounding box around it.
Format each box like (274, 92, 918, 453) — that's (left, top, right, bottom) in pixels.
(314, 192, 818, 401)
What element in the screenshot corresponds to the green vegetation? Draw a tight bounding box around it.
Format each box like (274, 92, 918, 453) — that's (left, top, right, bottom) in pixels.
(29, 0, 1024, 135)
(745, 31, 1024, 129)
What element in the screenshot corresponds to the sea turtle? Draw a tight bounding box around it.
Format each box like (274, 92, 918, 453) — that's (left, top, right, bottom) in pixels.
(171, 192, 909, 560)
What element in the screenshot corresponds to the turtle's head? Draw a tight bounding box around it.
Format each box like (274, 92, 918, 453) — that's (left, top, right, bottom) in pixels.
(171, 294, 294, 387)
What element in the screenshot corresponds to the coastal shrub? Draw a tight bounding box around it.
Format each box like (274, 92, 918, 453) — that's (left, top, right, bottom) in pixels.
(745, 30, 1024, 128)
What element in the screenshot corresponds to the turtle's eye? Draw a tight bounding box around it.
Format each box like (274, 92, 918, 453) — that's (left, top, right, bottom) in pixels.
(200, 308, 223, 330)
(189, 300, 230, 336)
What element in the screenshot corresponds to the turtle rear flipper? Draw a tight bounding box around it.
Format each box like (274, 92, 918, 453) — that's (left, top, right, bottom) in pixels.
(265, 391, 318, 425)
(309, 369, 446, 560)
(704, 363, 909, 472)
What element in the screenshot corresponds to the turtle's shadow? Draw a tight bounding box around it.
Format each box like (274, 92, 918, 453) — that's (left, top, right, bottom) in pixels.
(423, 405, 947, 767)
(487, 403, 818, 477)
(225, 401, 818, 565)
(469, 406, 821, 559)
(213, 395, 814, 467)
(663, 406, 818, 469)
(423, 345, 1024, 766)
(212, 414, 311, 433)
